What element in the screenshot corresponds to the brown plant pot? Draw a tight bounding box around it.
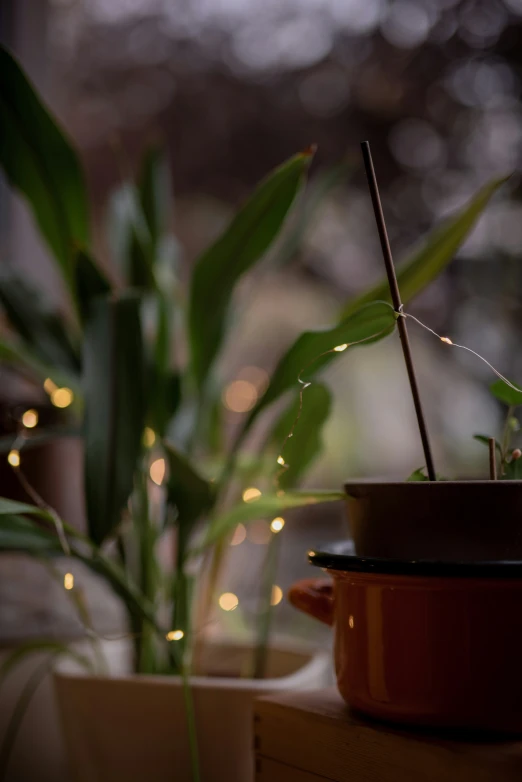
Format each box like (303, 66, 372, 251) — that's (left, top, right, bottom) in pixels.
(344, 480, 522, 561)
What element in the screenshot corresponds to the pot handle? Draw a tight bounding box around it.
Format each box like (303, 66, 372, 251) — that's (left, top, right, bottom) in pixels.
(287, 578, 334, 626)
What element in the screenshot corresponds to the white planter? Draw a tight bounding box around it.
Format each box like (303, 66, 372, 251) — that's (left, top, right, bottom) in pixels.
(54, 641, 332, 782)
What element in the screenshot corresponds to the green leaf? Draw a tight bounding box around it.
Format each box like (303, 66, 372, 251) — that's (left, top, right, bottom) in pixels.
(197, 490, 344, 551)
(139, 144, 171, 256)
(490, 379, 522, 407)
(74, 249, 112, 324)
(188, 149, 314, 390)
(406, 467, 429, 482)
(272, 160, 352, 268)
(164, 442, 215, 534)
(0, 498, 49, 516)
(0, 511, 162, 639)
(83, 293, 146, 544)
(269, 382, 332, 488)
(243, 301, 396, 432)
(0, 45, 89, 288)
(340, 176, 509, 319)
(473, 434, 502, 454)
(0, 337, 78, 392)
(0, 515, 62, 552)
(0, 272, 80, 372)
(147, 294, 180, 436)
(503, 455, 522, 480)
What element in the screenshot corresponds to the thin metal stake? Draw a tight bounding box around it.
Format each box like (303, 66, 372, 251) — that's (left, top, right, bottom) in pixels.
(361, 140, 436, 481)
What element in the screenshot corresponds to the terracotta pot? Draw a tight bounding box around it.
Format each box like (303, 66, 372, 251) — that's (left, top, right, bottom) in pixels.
(54, 641, 331, 782)
(289, 543, 522, 733)
(345, 480, 522, 560)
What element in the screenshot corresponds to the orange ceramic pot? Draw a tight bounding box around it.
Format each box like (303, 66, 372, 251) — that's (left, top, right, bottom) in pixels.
(289, 543, 522, 733)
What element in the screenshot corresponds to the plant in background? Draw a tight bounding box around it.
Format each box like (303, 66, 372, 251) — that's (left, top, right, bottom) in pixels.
(473, 379, 522, 479)
(0, 39, 508, 743)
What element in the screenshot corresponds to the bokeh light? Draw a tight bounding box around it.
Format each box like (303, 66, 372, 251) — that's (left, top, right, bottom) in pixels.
(150, 458, 166, 486)
(219, 592, 239, 611)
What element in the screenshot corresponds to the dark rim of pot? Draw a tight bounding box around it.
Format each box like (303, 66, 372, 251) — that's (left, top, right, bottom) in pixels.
(308, 541, 522, 578)
(344, 480, 522, 490)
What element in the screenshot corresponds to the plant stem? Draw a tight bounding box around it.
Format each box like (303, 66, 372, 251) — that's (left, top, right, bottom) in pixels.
(181, 664, 200, 782)
(133, 469, 157, 673)
(252, 532, 281, 679)
(191, 542, 224, 675)
(172, 528, 191, 669)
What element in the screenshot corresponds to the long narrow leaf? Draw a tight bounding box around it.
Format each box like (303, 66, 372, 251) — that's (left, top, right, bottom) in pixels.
(242, 301, 396, 434)
(0, 45, 89, 288)
(0, 512, 161, 635)
(188, 149, 314, 390)
(139, 144, 172, 257)
(0, 273, 80, 372)
(83, 293, 146, 544)
(0, 515, 64, 552)
(0, 337, 76, 390)
(164, 442, 215, 534)
(74, 250, 112, 324)
(340, 176, 508, 319)
(196, 490, 344, 551)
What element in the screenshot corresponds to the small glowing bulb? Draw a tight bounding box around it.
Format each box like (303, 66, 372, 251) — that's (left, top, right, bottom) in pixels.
(276, 455, 285, 466)
(349, 615, 355, 629)
(166, 629, 184, 641)
(334, 343, 348, 352)
(440, 337, 453, 345)
(242, 487, 261, 503)
(51, 387, 74, 408)
(230, 524, 247, 546)
(271, 585, 283, 606)
(43, 378, 58, 395)
(143, 427, 156, 447)
(22, 409, 38, 428)
(7, 450, 20, 467)
(150, 458, 166, 486)
(64, 572, 74, 590)
(270, 517, 285, 533)
(219, 592, 239, 611)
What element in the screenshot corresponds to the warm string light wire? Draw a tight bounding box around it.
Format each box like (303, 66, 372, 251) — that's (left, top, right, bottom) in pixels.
(275, 308, 522, 485)
(274, 325, 393, 489)
(6, 430, 71, 557)
(398, 306, 522, 393)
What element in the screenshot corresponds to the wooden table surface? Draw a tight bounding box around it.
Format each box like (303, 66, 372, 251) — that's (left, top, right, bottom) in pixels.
(255, 688, 522, 782)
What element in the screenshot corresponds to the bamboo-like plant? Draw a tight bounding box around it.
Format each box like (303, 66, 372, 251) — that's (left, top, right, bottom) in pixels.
(0, 41, 507, 687)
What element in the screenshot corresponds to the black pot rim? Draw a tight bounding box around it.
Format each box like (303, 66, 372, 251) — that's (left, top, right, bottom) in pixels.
(309, 541, 522, 578)
(344, 480, 522, 490)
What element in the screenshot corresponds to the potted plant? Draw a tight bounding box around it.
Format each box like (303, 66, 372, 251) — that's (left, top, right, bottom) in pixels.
(289, 143, 522, 737)
(0, 47, 508, 780)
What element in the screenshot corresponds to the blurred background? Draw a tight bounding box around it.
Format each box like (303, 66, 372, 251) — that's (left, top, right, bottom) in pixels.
(2, 0, 522, 660)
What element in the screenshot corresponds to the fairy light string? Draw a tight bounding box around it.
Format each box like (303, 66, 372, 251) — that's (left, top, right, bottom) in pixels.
(398, 306, 522, 392)
(274, 325, 393, 489)
(274, 308, 522, 485)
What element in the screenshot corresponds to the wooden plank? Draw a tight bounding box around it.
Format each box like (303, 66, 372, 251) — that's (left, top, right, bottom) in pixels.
(254, 689, 522, 782)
